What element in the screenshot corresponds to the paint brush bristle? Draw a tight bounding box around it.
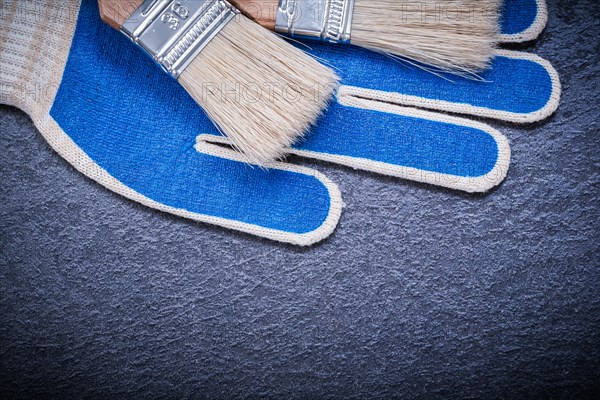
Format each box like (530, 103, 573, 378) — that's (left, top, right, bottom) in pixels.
(351, 0, 500, 73)
(99, 0, 339, 165)
(179, 15, 339, 164)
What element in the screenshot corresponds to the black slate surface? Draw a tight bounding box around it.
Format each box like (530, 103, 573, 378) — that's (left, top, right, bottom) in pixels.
(1, 0, 599, 398)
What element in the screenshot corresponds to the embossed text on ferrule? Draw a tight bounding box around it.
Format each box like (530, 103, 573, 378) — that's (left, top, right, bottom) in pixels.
(121, 0, 238, 78)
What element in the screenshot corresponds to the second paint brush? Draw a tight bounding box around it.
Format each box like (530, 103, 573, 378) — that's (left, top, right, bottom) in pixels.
(231, 0, 501, 73)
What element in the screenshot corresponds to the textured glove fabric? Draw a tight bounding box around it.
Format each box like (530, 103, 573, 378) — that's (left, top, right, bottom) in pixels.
(0, 1, 77, 119)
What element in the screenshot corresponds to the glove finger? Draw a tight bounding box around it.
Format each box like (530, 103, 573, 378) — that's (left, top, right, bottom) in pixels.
(335, 49, 560, 123)
(500, 0, 548, 43)
(290, 96, 510, 194)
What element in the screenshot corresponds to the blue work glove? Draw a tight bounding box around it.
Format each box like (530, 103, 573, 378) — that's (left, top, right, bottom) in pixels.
(0, 0, 559, 245)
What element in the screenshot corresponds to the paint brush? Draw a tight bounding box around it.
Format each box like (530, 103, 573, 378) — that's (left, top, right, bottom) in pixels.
(230, 0, 501, 73)
(98, 0, 339, 165)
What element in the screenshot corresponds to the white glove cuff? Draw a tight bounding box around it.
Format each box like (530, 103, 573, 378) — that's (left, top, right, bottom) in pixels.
(0, 0, 80, 118)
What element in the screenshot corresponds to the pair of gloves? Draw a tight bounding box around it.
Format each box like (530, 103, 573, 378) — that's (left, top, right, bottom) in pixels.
(0, 0, 560, 245)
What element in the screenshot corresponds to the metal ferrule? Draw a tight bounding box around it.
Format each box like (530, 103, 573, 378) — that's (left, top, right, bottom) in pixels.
(121, 0, 237, 78)
(275, 0, 355, 44)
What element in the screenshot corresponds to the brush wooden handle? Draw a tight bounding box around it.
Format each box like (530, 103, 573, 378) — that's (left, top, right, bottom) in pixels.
(229, 0, 278, 30)
(99, 0, 278, 30)
(98, 0, 144, 29)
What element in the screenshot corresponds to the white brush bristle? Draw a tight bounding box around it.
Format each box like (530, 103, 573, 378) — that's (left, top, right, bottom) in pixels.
(179, 15, 339, 165)
(352, 0, 500, 73)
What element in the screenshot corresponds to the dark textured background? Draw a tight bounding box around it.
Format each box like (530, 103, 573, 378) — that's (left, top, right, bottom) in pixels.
(1, 0, 599, 398)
